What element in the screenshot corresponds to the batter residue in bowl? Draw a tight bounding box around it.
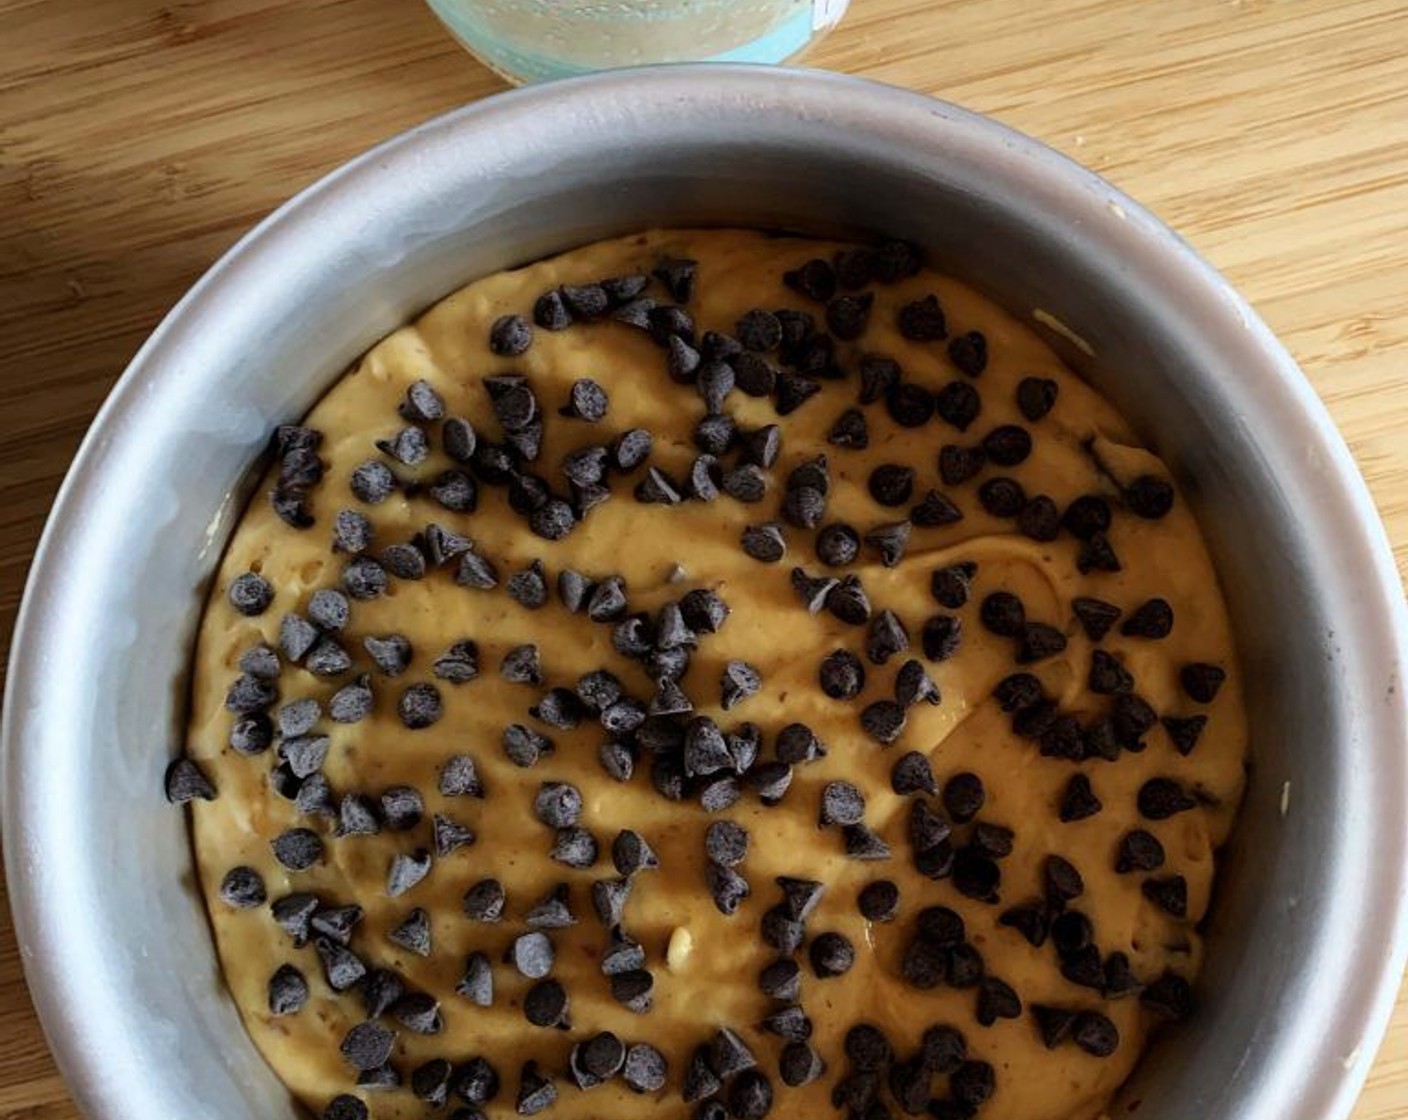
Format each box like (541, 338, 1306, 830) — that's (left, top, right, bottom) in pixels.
(169, 229, 1247, 1120)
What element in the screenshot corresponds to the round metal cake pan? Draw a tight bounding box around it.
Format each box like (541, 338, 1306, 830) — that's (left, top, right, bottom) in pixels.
(3, 65, 1406, 1120)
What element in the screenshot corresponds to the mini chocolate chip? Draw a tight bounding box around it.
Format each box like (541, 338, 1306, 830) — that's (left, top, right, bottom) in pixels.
(510, 932, 555, 979)
(551, 825, 598, 868)
(913, 806, 957, 859)
(228, 572, 274, 617)
(528, 498, 576, 540)
(529, 687, 580, 732)
(1082, 534, 1125, 580)
(337, 793, 380, 837)
(453, 1055, 501, 1105)
(614, 296, 656, 329)
(895, 659, 941, 708)
(665, 334, 702, 383)
(844, 822, 893, 860)
(706, 861, 750, 915)
(387, 849, 432, 897)
(887, 753, 936, 799)
(1058, 774, 1103, 822)
(940, 772, 985, 822)
(696, 360, 735, 414)
(828, 574, 873, 625)
(239, 643, 281, 682)
(820, 781, 866, 827)
(860, 700, 906, 745)
(683, 1053, 723, 1109)
(592, 877, 633, 926)
(270, 488, 313, 528)
(748, 760, 794, 805)
(388, 908, 432, 957)
(826, 292, 873, 340)
(165, 757, 217, 803)
(1016, 375, 1059, 421)
(1141, 971, 1193, 1019)
(377, 426, 429, 468)
(219, 866, 266, 909)
(758, 957, 802, 1001)
(822, 409, 868, 453)
(1018, 622, 1068, 664)
(720, 661, 762, 710)
(534, 289, 572, 330)
(704, 821, 749, 867)
(1122, 598, 1174, 639)
(350, 460, 397, 505)
(809, 525, 858, 570)
(1032, 1005, 1077, 1049)
(999, 902, 1050, 947)
(809, 931, 855, 978)
(1088, 649, 1133, 695)
(896, 293, 945, 340)
(1073, 1011, 1120, 1057)
(489, 312, 533, 356)
(1016, 495, 1061, 541)
(267, 963, 308, 1016)
(523, 974, 571, 1031)
(790, 568, 838, 614)
(1181, 662, 1227, 703)
(916, 614, 962, 664)
(1050, 910, 1093, 953)
(610, 428, 653, 473)
(865, 521, 911, 567)
(609, 969, 654, 1013)
(971, 823, 1014, 860)
(315, 936, 366, 991)
(305, 637, 353, 677)
(271, 893, 318, 946)
(982, 425, 1031, 466)
(978, 477, 1026, 518)
(601, 936, 645, 977)
(772, 370, 820, 415)
(741, 522, 787, 563)
(396, 683, 442, 729)
(1044, 855, 1084, 906)
(1071, 596, 1122, 640)
(1125, 474, 1175, 519)
(293, 773, 334, 818)
(784, 258, 837, 301)
(321, 1096, 367, 1120)
(783, 486, 826, 530)
(652, 257, 696, 303)
(760, 906, 804, 955)
(722, 463, 769, 502)
(728, 1069, 773, 1119)
(818, 649, 865, 700)
(934, 381, 980, 432)
(620, 1042, 666, 1093)
(867, 609, 909, 666)
(1063, 494, 1112, 539)
(534, 782, 582, 829)
(1139, 777, 1198, 821)
(695, 430, 735, 477)
(1162, 714, 1209, 755)
(937, 445, 985, 489)
(525, 882, 577, 930)
(456, 953, 493, 1007)
(952, 848, 1000, 901)
(1143, 874, 1188, 917)
(777, 1040, 825, 1088)
(979, 592, 1025, 637)
(413, 1059, 454, 1107)
(271, 828, 321, 871)
(230, 712, 273, 755)
(503, 723, 554, 767)
(279, 613, 319, 663)
(902, 493, 960, 535)
(732, 308, 780, 352)
(341, 1020, 395, 1071)
(516, 1060, 558, 1115)
(1115, 828, 1166, 873)
(431, 469, 478, 513)
(887, 382, 937, 428)
(598, 740, 635, 782)
(433, 813, 475, 856)
(342, 556, 388, 600)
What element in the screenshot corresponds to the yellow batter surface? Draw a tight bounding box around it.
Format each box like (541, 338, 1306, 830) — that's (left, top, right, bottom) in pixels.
(185, 230, 1247, 1120)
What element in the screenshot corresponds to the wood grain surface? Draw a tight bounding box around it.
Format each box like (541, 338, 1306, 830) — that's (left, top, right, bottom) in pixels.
(1, 0, 1406, 1117)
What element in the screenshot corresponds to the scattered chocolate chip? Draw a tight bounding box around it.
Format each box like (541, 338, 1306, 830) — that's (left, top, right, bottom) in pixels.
(978, 592, 1024, 638)
(809, 931, 855, 978)
(983, 426, 1031, 468)
(219, 866, 266, 909)
(1181, 661, 1227, 703)
(271, 893, 319, 947)
(978, 477, 1027, 518)
(266, 962, 308, 1016)
(706, 861, 750, 915)
(784, 257, 837, 301)
(914, 616, 962, 666)
(1018, 622, 1068, 664)
(1069, 598, 1121, 642)
(503, 724, 554, 767)
(1121, 598, 1174, 640)
(728, 1069, 773, 1119)
(453, 1055, 502, 1105)
(760, 906, 804, 955)
(413, 1059, 454, 1108)
(533, 289, 571, 330)
(609, 969, 654, 1014)
(322, 1096, 367, 1120)
(1014, 494, 1060, 541)
(341, 1020, 395, 1071)
(1138, 777, 1198, 820)
(933, 381, 981, 432)
(895, 659, 941, 708)
(885, 382, 935, 429)
(591, 877, 633, 927)
(817, 649, 864, 701)
(827, 574, 872, 625)
(825, 293, 873, 341)
(1125, 474, 1175, 519)
(758, 957, 802, 1000)
(740, 522, 787, 564)
(229, 712, 273, 755)
(867, 610, 910, 666)
(165, 757, 217, 803)
(865, 521, 911, 567)
(1141, 971, 1193, 1019)
(1143, 874, 1189, 918)
(722, 463, 769, 502)
(387, 849, 432, 897)
(386, 908, 432, 957)
(315, 936, 367, 991)
(704, 820, 750, 867)
(455, 951, 494, 1007)
(683, 1047, 722, 1105)
(1044, 855, 1084, 907)
(621, 1042, 667, 1093)
(1162, 714, 1208, 755)
(516, 1060, 558, 1115)
(337, 794, 380, 838)
(270, 828, 321, 871)
(860, 700, 907, 746)
(936, 445, 983, 489)
(790, 568, 838, 614)
(819, 781, 866, 827)
(844, 823, 893, 860)
(1079, 533, 1123, 576)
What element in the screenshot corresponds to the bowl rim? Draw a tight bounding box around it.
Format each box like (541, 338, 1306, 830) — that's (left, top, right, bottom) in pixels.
(4, 63, 1407, 1120)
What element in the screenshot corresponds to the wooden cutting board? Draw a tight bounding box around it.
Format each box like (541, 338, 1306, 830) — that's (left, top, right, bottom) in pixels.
(1, 0, 1405, 1117)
